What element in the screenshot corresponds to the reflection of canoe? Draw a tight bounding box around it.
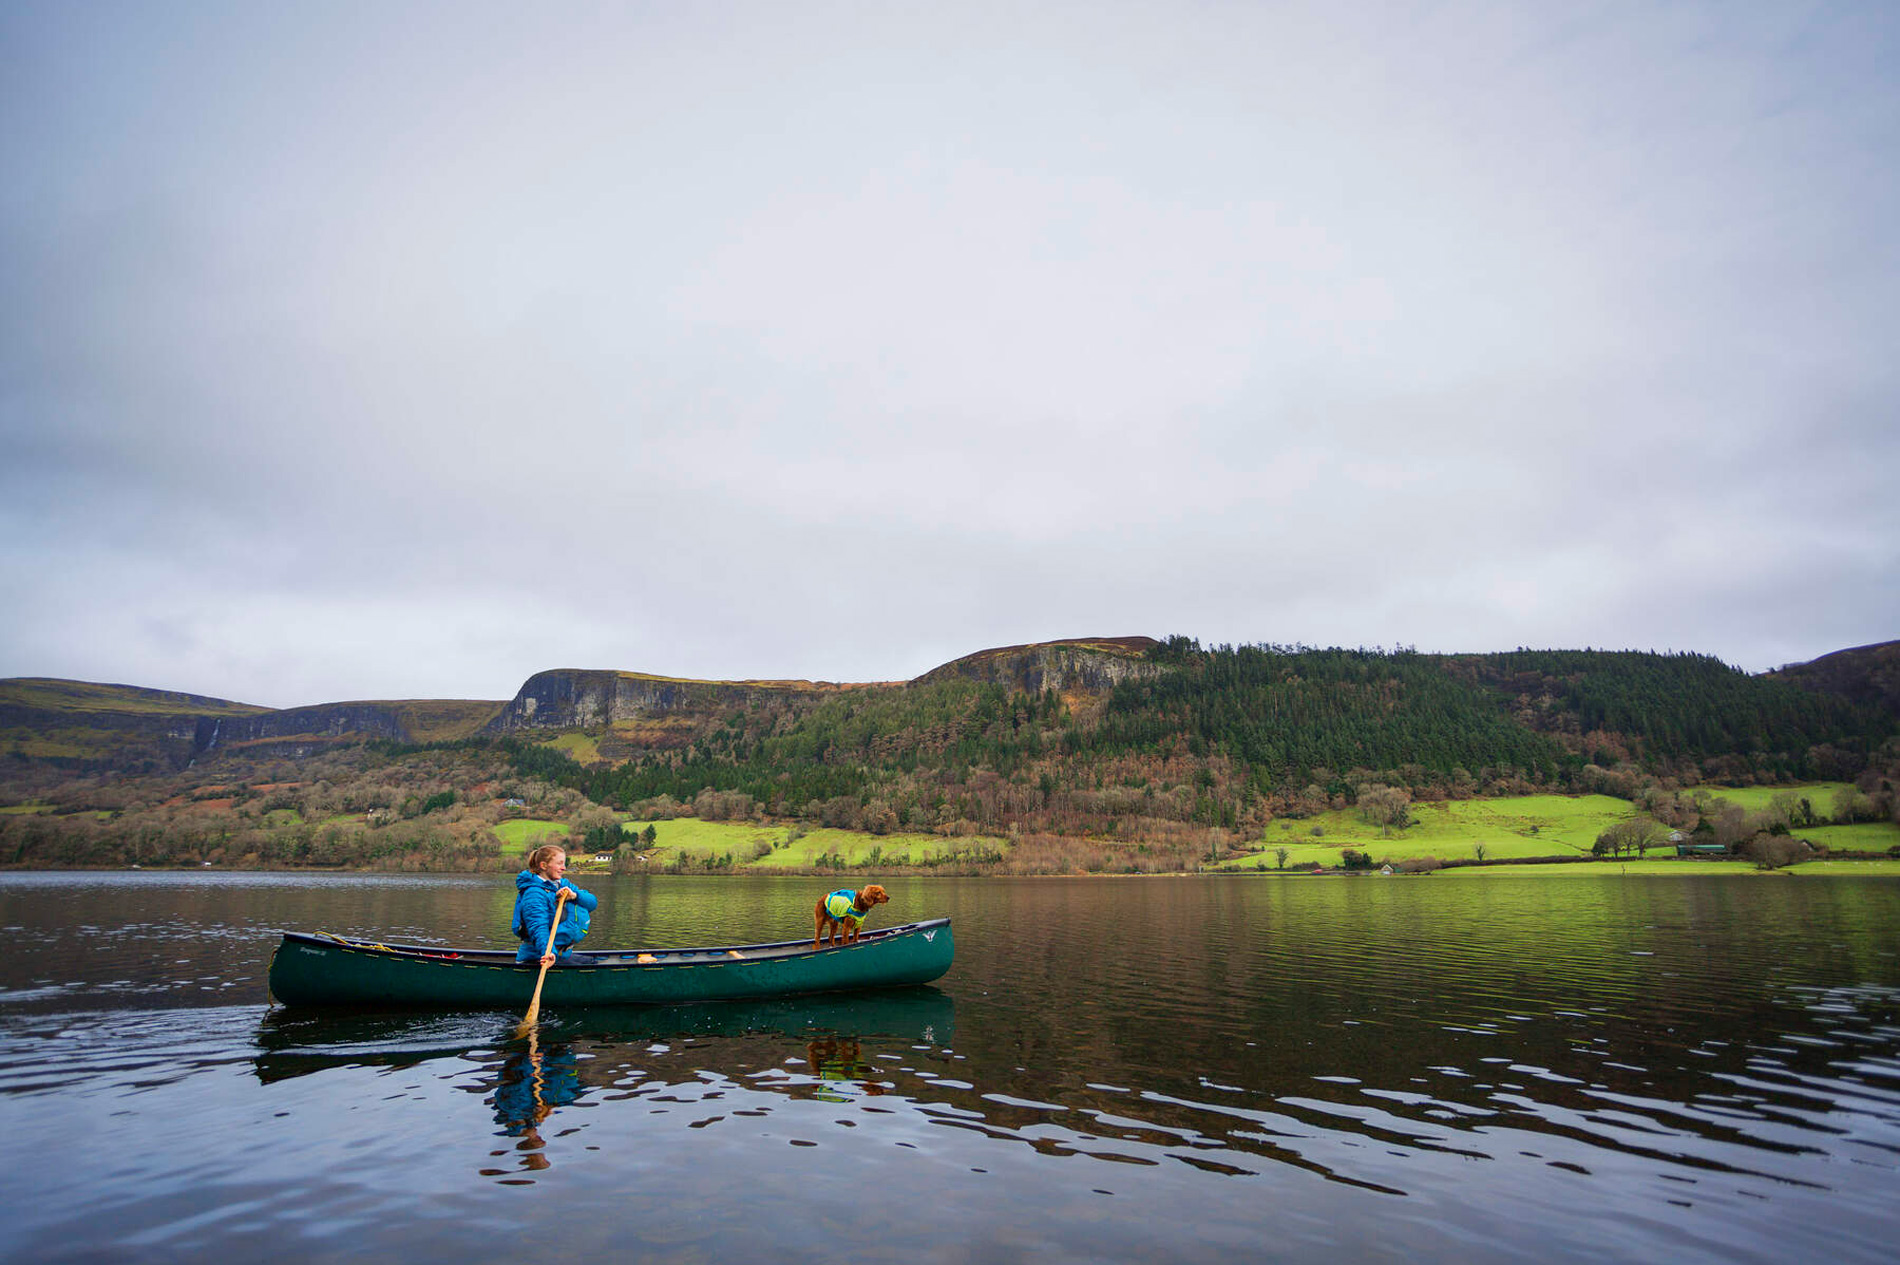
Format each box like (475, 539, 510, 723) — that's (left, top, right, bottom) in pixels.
(267, 918, 954, 1009)
(252, 986, 956, 1082)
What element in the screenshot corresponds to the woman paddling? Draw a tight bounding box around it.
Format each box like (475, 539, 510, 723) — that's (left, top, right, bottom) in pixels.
(513, 845, 598, 966)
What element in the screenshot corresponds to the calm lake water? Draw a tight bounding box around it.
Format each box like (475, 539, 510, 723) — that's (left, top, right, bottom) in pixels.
(1, 871, 1896, 1263)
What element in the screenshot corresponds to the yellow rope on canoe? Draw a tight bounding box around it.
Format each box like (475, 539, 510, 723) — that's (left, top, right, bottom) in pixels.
(316, 932, 394, 952)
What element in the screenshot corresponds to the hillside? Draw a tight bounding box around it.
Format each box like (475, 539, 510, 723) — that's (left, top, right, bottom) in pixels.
(3, 636, 1897, 872)
(1767, 640, 1900, 716)
(1, 678, 504, 768)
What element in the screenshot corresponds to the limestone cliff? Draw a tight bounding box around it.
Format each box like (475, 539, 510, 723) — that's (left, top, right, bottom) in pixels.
(205, 699, 504, 751)
(910, 636, 1162, 696)
(2, 638, 1164, 768)
(490, 669, 863, 731)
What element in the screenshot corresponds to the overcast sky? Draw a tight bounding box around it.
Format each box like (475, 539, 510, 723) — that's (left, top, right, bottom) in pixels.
(3, 2, 1896, 708)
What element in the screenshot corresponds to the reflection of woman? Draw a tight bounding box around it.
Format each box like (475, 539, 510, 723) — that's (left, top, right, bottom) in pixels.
(513, 845, 598, 966)
(492, 1041, 583, 1135)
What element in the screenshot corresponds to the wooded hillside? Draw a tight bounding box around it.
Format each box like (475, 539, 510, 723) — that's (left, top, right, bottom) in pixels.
(4, 635, 1897, 869)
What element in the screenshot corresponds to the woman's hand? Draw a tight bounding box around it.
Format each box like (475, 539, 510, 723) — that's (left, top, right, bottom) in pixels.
(539, 951, 556, 968)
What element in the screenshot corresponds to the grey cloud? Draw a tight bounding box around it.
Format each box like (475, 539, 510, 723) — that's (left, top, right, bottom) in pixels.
(3, 2, 1896, 704)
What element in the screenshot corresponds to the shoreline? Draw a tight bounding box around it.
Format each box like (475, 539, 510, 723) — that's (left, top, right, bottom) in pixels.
(5, 859, 1897, 878)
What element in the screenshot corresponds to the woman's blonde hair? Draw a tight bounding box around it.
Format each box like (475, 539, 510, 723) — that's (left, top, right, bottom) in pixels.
(526, 844, 566, 875)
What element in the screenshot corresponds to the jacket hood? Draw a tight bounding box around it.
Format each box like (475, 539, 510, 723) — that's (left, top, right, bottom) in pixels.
(516, 869, 549, 892)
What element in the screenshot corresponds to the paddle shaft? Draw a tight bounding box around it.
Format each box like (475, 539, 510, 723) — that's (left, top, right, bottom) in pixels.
(518, 889, 570, 1033)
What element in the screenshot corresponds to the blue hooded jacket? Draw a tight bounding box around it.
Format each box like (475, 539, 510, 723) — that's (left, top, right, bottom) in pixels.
(513, 869, 597, 963)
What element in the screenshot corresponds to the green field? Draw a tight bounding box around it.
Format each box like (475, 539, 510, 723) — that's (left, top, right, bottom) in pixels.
(626, 817, 1006, 869)
(1431, 859, 1741, 878)
(1786, 858, 1900, 875)
(1691, 783, 1854, 813)
(1224, 794, 1638, 870)
(541, 733, 602, 764)
(494, 819, 571, 853)
(1430, 856, 1900, 878)
(1793, 822, 1900, 852)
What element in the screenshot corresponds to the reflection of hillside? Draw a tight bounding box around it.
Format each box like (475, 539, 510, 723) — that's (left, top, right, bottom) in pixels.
(428, 972, 1892, 1195)
(242, 874, 1898, 1199)
(881, 875, 1900, 1192)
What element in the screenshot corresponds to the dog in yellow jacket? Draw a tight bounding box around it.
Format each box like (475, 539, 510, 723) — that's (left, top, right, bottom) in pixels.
(812, 885, 888, 948)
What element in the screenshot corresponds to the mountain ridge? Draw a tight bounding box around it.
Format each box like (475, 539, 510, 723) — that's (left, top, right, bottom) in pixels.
(3, 635, 1895, 775)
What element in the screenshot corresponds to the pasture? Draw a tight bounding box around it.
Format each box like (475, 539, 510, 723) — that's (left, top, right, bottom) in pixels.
(541, 732, 602, 765)
(1691, 782, 1853, 813)
(624, 817, 1006, 869)
(493, 818, 570, 853)
(1225, 794, 1636, 870)
(1793, 822, 1900, 852)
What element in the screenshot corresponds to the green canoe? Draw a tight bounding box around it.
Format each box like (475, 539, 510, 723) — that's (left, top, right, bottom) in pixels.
(267, 917, 955, 1009)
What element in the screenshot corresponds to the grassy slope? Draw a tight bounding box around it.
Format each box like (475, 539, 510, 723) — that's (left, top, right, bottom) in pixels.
(494, 819, 570, 853)
(1690, 783, 1854, 812)
(1431, 858, 1900, 878)
(385, 700, 507, 742)
(1793, 822, 1900, 851)
(1222, 784, 1887, 872)
(0, 678, 271, 716)
(1435, 859, 1742, 877)
(1224, 794, 1633, 869)
(542, 733, 602, 764)
(626, 817, 1006, 867)
(0, 681, 502, 761)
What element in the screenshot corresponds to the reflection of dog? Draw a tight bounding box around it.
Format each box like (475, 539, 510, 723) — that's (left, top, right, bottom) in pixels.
(813, 885, 889, 947)
(806, 1034, 886, 1099)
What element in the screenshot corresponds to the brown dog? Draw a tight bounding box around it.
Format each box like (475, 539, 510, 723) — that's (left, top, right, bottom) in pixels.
(813, 885, 889, 948)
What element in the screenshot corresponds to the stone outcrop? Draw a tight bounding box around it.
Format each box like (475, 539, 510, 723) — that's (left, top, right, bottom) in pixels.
(490, 670, 851, 731)
(911, 636, 1162, 695)
(2, 638, 1166, 766)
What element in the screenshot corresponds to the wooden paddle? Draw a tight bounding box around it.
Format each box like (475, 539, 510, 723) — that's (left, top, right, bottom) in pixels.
(515, 889, 570, 1037)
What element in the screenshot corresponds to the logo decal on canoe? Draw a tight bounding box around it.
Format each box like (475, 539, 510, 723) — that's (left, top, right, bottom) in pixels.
(922, 930, 936, 942)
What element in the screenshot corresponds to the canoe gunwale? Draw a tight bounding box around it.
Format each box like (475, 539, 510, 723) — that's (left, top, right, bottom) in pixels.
(267, 917, 954, 1008)
(279, 916, 953, 969)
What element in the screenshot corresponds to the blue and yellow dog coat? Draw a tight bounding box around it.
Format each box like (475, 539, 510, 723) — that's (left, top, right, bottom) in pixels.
(823, 889, 866, 922)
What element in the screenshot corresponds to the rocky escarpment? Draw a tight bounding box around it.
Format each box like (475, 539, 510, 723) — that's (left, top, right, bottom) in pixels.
(0, 678, 271, 768)
(911, 636, 1163, 696)
(0, 679, 504, 768)
(5, 639, 1167, 768)
(197, 699, 504, 753)
(490, 669, 857, 731)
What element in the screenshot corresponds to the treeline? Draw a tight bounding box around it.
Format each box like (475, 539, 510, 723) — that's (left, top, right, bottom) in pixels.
(1451, 648, 1891, 777)
(481, 640, 1898, 841)
(1095, 642, 1569, 791)
(0, 812, 512, 871)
